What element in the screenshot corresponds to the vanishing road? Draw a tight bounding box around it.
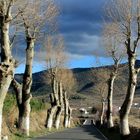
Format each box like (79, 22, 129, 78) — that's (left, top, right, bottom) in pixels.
(32, 125, 108, 140)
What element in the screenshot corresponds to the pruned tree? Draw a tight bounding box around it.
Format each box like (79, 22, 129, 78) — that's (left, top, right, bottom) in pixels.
(94, 69, 108, 125)
(59, 69, 75, 128)
(98, 82, 107, 125)
(45, 35, 67, 130)
(0, 0, 26, 139)
(45, 35, 75, 130)
(106, 0, 140, 138)
(103, 25, 123, 129)
(12, 0, 58, 136)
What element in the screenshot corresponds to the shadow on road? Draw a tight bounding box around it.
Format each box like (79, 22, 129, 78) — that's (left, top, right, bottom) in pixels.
(33, 125, 108, 140)
(82, 125, 108, 140)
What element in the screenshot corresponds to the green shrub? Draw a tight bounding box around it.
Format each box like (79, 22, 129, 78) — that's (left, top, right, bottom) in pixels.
(3, 93, 16, 113)
(30, 98, 46, 112)
(3, 93, 47, 113)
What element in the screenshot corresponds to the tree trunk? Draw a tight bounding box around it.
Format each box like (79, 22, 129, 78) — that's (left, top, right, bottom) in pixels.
(46, 106, 57, 130)
(63, 91, 69, 128)
(54, 82, 63, 129)
(54, 106, 62, 129)
(68, 106, 72, 128)
(19, 38, 34, 136)
(1, 19, 11, 62)
(100, 99, 105, 125)
(120, 54, 137, 138)
(120, 115, 130, 139)
(0, 105, 2, 140)
(0, 13, 15, 139)
(0, 75, 13, 139)
(106, 73, 116, 128)
(11, 79, 22, 127)
(46, 76, 58, 130)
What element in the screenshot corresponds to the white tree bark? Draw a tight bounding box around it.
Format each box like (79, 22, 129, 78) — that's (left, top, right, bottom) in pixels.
(63, 92, 68, 128)
(120, 115, 130, 136)
(46, 106, 57, 130)
(100, 99, 105, 125)
(68, 106, 72, 128)
(63, 91, 69, 128)
(120, 54, 137, 137)
(16, 38, 34, 136)
(54, 82, 63, 129)
(0, 3, 15, 139)
(0, 75, 13, 139)
(107, 72, 116, 128)
(54, 106, 62, 129)
(46, 75, 58, 130)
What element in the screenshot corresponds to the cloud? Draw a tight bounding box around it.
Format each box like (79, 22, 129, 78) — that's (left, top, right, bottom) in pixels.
(12, 0, 110, 72)
(64, 34, 106, 56)
(56, 0, 108, 57)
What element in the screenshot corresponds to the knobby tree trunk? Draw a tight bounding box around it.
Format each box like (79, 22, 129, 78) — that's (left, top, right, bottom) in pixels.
(46, 105, 57, 130)
(63, 91, 69, 128)
(120, 53, 138, 138)
(0, 6, 15, 139)
(20, 37, 34, 136)
(106, 63, 118, 129)
(0, 75, 14, 139)
(54, 106, 62, 129)
(46, 75, 58, 130)
(54, 82, 63, 129)
(63, 91, 72, 128)
(12, 38, 34, 136)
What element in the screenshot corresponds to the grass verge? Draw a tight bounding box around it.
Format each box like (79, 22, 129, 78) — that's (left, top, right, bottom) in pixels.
(10, 127, 66, 140)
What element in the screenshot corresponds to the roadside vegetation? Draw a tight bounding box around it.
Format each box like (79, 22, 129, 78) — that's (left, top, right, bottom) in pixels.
(1, 0, 140, 140)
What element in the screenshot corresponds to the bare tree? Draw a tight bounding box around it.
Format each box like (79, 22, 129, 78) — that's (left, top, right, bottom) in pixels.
(98, 82, 107, 125)
(106, 0, 140, 137)
(48, 68, 75, 129)
(12, 0, 58, 136)
(0, 0, 26, 139)
(94, 69, 108, 125)
(103, 25, 123, 129)
(59, 69, 75, 128)
(45, 35, 67, 130)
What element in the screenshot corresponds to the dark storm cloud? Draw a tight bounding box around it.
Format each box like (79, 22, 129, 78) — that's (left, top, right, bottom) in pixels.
(56, 0, 108, 57)
(58, 0, 106, 34)
(13, 0, 109, 63)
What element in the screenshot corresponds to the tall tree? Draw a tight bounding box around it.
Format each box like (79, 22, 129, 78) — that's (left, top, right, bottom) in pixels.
(0, 0, 25, 139)
(58, 69, 75, 128)
(45, 35, 66, 130)
(12, 0, 58, 136)
(106, 0, 140, 138)
(45, 36, 75, 130)
(103, 25, 123, 129)
(94, 69, 108, 125)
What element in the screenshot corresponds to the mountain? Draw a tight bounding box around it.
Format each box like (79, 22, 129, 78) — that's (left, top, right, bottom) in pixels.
(14, 60, 140, 107)
(15, 63, 127, 96)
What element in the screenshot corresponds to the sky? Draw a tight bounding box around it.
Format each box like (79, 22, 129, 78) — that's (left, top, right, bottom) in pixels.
(15, 0, 115, 73)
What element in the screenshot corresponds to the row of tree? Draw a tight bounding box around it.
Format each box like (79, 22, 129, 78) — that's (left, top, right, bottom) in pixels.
(0, 0, 74, 139)
(45, 36, 75, 130)
(99, 0, 140, 139)
(1, 0, 140, 139)
(0, 0, 67, 139)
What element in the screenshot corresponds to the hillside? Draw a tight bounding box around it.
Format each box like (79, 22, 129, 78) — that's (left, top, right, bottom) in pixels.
(14, 60, 140, 107)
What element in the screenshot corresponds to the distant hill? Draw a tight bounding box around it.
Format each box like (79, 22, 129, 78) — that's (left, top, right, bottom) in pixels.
(14, 60, 140, 106)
